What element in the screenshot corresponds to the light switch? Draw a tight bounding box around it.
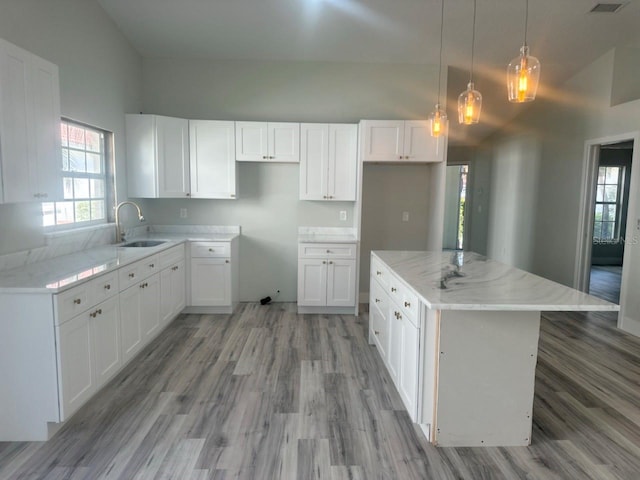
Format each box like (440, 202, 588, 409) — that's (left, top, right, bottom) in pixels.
(402, 211, 409, 222)
(340, 210, 347, 221)
(180, 208, 188, 219)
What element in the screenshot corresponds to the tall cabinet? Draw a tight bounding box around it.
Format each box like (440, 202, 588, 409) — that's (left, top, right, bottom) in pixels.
(0, 38, 62, 203)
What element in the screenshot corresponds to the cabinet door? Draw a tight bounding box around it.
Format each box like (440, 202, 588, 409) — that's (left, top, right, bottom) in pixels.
(370, 302, 389, 360)
(119, 284, 142, 363)
(361, 120, 404, 162)
(297, 259, 327, 306)
(326, 259, 356, 307)
(299, 123, 329, 200)
(172, 259, 186, 316)
(327, 124, 357, 201)
(160, 267, 173, 325)
(235, 121, 268, 161)
(387, 306, 402, 385)
(30, 55, 62, 201)
(268, 122, 300, 163)
(190, 258, 231, 306)
(91, 296, 121, 388)
(157, 116, 190, 198)
(403, 120, 437, 162)
(399, 318, 420, 421)
(140, 274, 160, 341)
(57, 313, 95, 420)
(190, 120, 236, 199)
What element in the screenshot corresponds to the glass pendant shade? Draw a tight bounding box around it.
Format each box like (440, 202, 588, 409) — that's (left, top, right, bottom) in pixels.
(458, 82, 482, 125)
(507, 45, 540, 102)
(429, 104, 448, 137)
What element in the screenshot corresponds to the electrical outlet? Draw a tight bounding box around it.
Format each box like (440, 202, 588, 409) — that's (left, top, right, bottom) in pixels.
(180, 208, 188, 219)
(340, 210, 347, 221)
(402, 211, 409, 222)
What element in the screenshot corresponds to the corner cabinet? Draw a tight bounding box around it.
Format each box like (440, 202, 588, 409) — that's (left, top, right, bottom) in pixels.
(360, 120, 442, 163)
(126, 114, 190, 198)
(189, 120, 237, 199)
(297, 242, 357, 314)
(300, 123, 358, 201)
(235, 122, 300, 163)
(0, 38, 62, 203)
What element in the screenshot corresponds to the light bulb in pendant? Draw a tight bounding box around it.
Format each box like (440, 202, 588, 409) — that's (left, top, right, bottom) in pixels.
(458, 82, 482, 125)
(429, 104, 447, 137)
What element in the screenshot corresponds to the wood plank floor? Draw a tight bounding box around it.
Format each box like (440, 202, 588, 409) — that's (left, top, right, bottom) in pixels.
(1, 303, 639, 479)
(589, 266, 622, 304)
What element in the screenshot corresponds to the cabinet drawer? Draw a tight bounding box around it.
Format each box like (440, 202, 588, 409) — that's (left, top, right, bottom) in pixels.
(90, 272, 118, 305)
(55, 284, 90, 325)
(159, 244, 185, 269)
(370, 275, 388, 313)
(191, 242, 230, 258)
(371, 255, 390, 290)
(370, 301, 390, 359)
(119, 255, 160, 291)
(299, 243, 356, 259)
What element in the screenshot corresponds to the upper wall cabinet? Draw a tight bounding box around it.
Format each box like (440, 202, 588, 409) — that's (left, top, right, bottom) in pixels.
(189, 120, 236, 199)
(360, 120, 442, 163)
(235, 122, 300, 163)
(300, 123, 358, 201)
(0, 39, 62, 203)
(126, 114, 190, 198)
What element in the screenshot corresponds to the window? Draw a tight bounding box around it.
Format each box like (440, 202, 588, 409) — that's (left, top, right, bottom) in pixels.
(593, 166, 624, 241)
(42, 120, 111, 228)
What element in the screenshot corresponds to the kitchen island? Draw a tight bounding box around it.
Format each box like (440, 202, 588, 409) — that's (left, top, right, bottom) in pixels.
(369, 250, 619, 447)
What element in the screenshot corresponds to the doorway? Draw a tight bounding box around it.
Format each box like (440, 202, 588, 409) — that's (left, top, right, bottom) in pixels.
(588, 142, 633, 303)
(443, 164, 469, 250)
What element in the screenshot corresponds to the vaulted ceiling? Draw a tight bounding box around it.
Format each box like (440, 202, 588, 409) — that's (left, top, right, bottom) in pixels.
(98, 0, 640, 144)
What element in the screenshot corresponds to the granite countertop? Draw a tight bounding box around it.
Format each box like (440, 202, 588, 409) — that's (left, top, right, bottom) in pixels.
(298, 227, 358, 244)
(0, 230, 239, 294)
(372, 250, 620, 312)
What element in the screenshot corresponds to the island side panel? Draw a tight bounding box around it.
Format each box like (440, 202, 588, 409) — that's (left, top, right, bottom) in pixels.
(434, 310, 540, 447)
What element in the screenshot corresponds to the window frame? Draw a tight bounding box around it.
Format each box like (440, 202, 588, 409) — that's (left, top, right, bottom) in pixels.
(42, 119, 114, 231)
(593, 165, 625, 242)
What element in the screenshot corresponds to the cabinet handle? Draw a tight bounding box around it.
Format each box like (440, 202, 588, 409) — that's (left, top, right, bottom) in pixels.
(374, 330, 380, 335)
(329, 196, 334, 199)
(209, 248, 215, 252)
(323, 195, 327, 199)
(399, 155, 403, 160)
(269, 156, 275, 159)
(404, 301, 411, 308)
(90, 311, 96, 318)
(329, 261, 333, 265)
(129, 273, 135, 278)
(104, 284, 111, 290)
(375, 298, 380, 303)
(149, 263, 155, 268)
(326, 250, 331, 253)
(73, 298, 82, 305)
(394, 311, 402, 319)
(391, 287, 397, 293)
(97, 309, 102, 315)
(262, 155, 268, 159)
(225, 260, 230, 264)
(376, 271, 382, 276)
(322, 261, 327, 264)
(186, 193, 191, 197)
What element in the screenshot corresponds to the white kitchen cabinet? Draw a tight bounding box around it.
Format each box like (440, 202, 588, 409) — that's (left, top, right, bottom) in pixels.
(399, 316, 420, 416)
(160, 246, 186, 327)
(360, 120, 441, 163)
(140, 273, 160, 341)
(189, 120, 237, 199)
(236, 121, 300, 163)
(300, 123, 358, 201)
(56, 311, 95, 421)
(187, 238, 239, 314)
(0, 38, 62, 203)
(369, 300, 389, 360)
(387, 307, 402, 385)
(91, 296, 121, 388)
(119, 283, 143, 364)
(126, 114, 190, 198)
(297, 242, 357, 313)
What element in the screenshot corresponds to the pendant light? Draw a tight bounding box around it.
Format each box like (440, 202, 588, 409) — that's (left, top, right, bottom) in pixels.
(507, 0, 540, 102)
(458, 0, 482, 125)
(429, 0, 447, 137)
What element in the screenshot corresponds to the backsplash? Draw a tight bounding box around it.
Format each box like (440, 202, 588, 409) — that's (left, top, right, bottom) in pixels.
(0, 224, 114, 272)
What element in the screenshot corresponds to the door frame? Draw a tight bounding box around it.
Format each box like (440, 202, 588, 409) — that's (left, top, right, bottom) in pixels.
(574, 130, 640, 330)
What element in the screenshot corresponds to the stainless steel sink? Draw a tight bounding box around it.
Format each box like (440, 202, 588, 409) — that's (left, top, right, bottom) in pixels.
(120, 240, 166, 248)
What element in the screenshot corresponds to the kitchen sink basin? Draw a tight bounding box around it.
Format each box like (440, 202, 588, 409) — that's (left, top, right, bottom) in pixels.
(120, 240, 166, 248)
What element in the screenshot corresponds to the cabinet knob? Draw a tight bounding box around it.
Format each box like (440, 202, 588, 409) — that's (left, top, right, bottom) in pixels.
(262, 155, 268, 159)
(322, 261, 327, 264)
(73, 298, 82, 305)
(374, 330, 380, 335)
(323, 195, 327, 199)
(399, 155, 403, 160)
(329, 196, 334, 199)
(375, 298, 380, 303)
(391, 287, 397, 293)
(97, 309, 102, 315)
(104, 284, 111, 290)
(129, 273, 135, 278)
(269, 156, 275, 159)
(326, 250, 331, 253)
(209, 248, 215, 252)
(149, 263, 155, 268)
(329, 261, 333, 265)
(90, 311, 96, 318)
(186, 193, 191, 197)
(376, 271, 382, 276)
(404, 301, 411, 308)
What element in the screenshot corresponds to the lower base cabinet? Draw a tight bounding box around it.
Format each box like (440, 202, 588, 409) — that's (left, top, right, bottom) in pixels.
(91, 296, 121, 388)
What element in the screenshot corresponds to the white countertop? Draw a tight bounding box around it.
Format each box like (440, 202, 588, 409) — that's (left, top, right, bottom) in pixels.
(298, 226, 357, 244)
(372, 250, 619, 312)
(0, 232, 239, 294)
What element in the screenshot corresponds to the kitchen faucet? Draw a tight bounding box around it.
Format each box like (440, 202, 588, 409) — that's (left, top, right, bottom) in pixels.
(115, 201, 145, 243)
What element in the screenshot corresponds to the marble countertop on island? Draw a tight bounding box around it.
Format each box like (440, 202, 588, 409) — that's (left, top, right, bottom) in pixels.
(372, 250, 619, 312)
(0, 226, 240, 294)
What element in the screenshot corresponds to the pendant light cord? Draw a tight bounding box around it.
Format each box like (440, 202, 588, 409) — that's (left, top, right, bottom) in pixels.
(523, 0, 529, 46)
(470, 0, 477, 83)
(436, 0, 445, 104)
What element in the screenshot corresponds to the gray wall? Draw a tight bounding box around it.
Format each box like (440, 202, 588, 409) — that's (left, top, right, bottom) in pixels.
(140, 58, 440, 302)
(0, 0, 142, 255)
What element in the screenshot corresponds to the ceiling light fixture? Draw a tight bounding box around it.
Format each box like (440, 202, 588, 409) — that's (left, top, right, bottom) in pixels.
(507, 0, 540, 103)
(458, 0, 481, 125)
(429, 0, 447, 137)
